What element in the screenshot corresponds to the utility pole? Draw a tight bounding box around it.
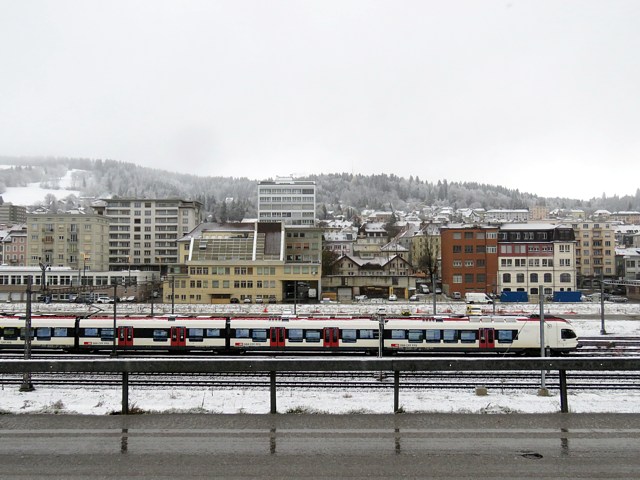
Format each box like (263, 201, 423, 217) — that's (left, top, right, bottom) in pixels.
(150, 279, 155, 316)
(20, 276, 35, 392)
(431, 275, 437, 314)
(111, 282, 118, 357)
(171, 275, 175, 314)
(599, 271, 607, 335)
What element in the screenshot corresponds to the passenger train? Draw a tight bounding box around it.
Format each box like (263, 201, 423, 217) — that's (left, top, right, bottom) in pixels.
(0, 313, 579, 355)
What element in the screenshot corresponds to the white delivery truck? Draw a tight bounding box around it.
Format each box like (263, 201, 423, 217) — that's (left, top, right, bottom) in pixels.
(464, 292, 493, 304)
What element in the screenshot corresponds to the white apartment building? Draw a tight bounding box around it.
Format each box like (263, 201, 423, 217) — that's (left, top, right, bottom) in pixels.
(485, 209, 531, 223)
(257, 177, 316, 226)
(497, 223, 577, 298)
(92, 198, 203, 271)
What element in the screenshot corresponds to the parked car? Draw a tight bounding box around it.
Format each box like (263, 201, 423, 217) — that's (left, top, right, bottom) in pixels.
(243, 298, 252, 304)
(409, 294, 419, 302)
(451, 291, 461, 300)
(230, 298, 240, 304)
(255, 297, 264, 304)
(609, 295, 628, 303)
(95, 295, 112, 304)
(388, 294, 398, 301)
(268, 296, 277, 304)
(435, 287, 442, 294)
(354, 295, 368, 302)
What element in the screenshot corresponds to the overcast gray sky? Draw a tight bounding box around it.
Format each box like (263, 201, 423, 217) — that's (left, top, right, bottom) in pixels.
(1, 0, 639, 201)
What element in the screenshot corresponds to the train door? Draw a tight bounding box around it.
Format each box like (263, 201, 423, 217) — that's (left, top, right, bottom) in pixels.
(118, 326, 134, 347)
(479, 328, 495, 349)
(323, 327, 340, 349)
(270, 327, 285, 349)
(171, 326, 187, 348)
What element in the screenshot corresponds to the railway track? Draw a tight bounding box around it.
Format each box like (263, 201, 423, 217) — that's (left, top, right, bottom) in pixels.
(2, 370, 639, 391)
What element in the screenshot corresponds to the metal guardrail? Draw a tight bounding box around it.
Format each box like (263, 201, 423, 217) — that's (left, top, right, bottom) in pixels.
(2, 357, 640, 414)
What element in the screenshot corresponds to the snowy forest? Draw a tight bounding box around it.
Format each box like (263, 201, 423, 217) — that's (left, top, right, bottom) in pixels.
(1, 156, 639, 222)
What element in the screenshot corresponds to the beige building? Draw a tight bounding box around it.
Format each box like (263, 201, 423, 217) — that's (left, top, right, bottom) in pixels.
(530, 205, 549, 221)
(26, 213, 110, 272)
(92, 198, 203, 271)
(571, 220, 616, 287)
(166, 222, 322, 304)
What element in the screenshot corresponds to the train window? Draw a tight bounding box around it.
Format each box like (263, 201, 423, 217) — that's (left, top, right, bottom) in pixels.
(20, 328, 35, 339)
(188, 328, 204, 341)
(252, 329, 268, 342)
(342, 329, 357, 343)
(426, 330, 441, 342)
(391, 330, 406, 340)
(443, 329, 457, 343)
(53, 327, 68, 337)
(561, 329, 577, 339)
(152, 329, 168, 341)
(408, 330, 424, 342)
(36, 327, 51, 341)
(206, 328, 221, 337)
(84, 328, 99, 337)
(235, 329, 249, 338)
(3, 327, 18, 340)
(101, 328, 115, 341)
(359, 329, 376, 339)
(497, 330, 514, 343)
(288, 329, 303, 342)
(305, 330, 321, 342)
(460, 331, 476, 343)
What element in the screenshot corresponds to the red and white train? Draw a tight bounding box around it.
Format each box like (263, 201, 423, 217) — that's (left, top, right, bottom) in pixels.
(0, 313, 579, 355)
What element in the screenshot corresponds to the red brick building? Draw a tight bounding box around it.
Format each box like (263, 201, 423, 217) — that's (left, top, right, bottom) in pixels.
(441, 225, 499, 296)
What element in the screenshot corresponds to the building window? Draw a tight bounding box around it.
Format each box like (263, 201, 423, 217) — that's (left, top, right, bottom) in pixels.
(560, 273, 571, 283)
(503, 273, 511, 283)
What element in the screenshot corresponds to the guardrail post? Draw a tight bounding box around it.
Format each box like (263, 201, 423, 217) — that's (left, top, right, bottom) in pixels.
(394, 370, 400, 413)
(270, 371, 276, 414)
(559, 369, 568, 413)
(122, 372, 129, 415)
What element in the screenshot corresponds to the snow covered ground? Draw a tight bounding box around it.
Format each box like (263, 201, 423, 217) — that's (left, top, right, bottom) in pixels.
(1, 169, 82, 204)
(2, 317, 638, 416)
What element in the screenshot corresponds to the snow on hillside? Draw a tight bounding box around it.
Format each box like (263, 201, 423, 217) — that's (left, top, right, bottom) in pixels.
(2, 169, 83, 204)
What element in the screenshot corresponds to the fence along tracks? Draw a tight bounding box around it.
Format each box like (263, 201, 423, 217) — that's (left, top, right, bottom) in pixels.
(2, 370, 639, 391)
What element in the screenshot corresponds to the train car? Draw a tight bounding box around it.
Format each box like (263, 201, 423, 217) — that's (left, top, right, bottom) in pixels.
(383, 314, 578, 355)
(1, 313, 579, 356)
(0, 315, 77, 351)
(228, 317, 380, 353)
(76, 315, 228, 352)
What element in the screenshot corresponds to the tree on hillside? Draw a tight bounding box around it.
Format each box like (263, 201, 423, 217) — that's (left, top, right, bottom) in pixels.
(322, 248, 340, 276)
(415, 234, 439, 284)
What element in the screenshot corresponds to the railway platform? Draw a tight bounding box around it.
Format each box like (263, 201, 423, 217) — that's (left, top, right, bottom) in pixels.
(1, 413, 639, 478)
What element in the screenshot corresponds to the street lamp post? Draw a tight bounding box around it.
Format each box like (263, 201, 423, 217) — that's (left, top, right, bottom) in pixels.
(39, 260, 49, 302)
(83, 254, 88, 287)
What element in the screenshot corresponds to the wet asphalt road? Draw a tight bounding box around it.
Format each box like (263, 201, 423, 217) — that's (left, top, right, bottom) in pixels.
(1, 413, 639, 479)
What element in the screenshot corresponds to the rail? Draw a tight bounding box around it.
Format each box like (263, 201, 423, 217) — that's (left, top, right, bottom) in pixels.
(2, 357, 640, 414)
